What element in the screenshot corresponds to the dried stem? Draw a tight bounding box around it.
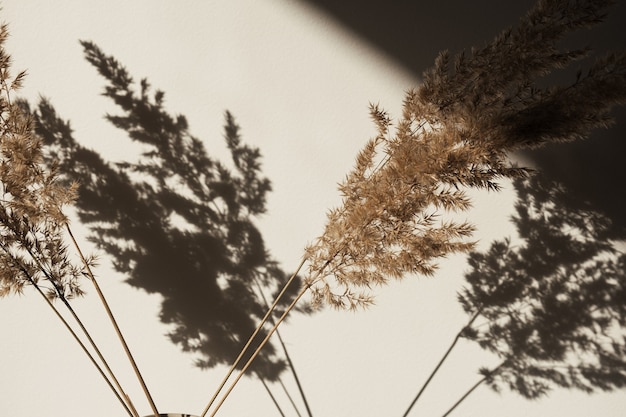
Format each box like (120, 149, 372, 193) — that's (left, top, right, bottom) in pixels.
(254, 275, 312, 417)
(273, 321, 313, 417)
(200, 257, 307, 417)
(0, 241, 137, 417)
(207, 283, 310, 417)
(65, 225, 159, 417)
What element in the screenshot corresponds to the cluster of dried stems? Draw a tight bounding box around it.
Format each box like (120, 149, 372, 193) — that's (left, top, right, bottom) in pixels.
(303, 0, 625, 310)
(0, 24, 161, 417)
(0, 24, 80, 299)
(213, 0, 625, 414)
(2, 0, 626, 416)
(302, 100, 526, 310)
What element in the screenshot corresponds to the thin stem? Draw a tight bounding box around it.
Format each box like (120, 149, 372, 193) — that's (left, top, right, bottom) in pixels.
(402, 307, 483, 417)
(33, 279, 137, 417)
(203, 246, 345, 417)
(274, 326, 313, 417)
(258, 374, 287, 417)
(227, 332, 286, 414)
(55, 292, 140, 417)
(254, 276, 312, 417)
(66, 225, 159, 417)
(208, 284, 310, 417)
(0, 242, 137, 417)
(200, 257, 307, 417)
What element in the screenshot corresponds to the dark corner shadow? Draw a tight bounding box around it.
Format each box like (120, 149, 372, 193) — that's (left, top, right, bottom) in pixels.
(303, 0, 626, 239)
(302, 0, 535, 75)
(519, 106, 626, 239)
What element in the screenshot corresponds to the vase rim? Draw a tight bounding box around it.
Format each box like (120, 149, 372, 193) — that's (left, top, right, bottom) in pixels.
(141, 414, 199, 417)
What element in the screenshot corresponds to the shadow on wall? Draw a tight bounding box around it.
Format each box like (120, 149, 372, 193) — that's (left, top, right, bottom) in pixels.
(304, 0, 626, 238)
(27, 41, 310, 382)
(519, 107, 626, 238)
(458, 174, 626, 400)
